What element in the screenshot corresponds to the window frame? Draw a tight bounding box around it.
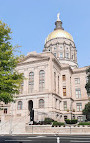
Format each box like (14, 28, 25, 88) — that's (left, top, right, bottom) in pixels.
(17, 101, 23, 110)
(63, 87, 66, 96)
(75, 88, 81, 99)
(63, 101, 67, 111)
(75, 78, 80, 84)
(39, 70, 45, 92)
(29, 72, 34, 93)
(39, 99, 44, 108)
(76, 103, 82, 112)
(62, 75, 66, 81)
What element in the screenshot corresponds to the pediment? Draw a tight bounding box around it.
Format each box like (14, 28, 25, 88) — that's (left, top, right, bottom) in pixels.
(19, 54, 49, 64)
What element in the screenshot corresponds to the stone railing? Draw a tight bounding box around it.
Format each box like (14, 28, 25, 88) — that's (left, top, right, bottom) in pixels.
(25, 125, 90, 134)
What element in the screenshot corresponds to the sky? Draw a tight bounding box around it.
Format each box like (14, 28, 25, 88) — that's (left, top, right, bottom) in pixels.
(0, 0, 90, 67)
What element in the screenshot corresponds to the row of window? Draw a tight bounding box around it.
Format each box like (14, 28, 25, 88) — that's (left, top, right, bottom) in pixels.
(62, 75, 80, 85)
(54, 46, 70, 50)
(17, 100, 82, 112)
(17, 99, 44, 110)
(21, 70, 45, 94)
(54, 73, 81, 97)
(63, 101, 82, 112)
(54, 52, 74, 60)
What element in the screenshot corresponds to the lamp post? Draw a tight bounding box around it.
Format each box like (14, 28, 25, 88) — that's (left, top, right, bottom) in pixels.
(9, 102, 13, 134)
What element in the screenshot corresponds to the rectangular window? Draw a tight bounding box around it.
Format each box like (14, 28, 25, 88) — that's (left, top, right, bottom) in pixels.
(54, 72, 56, 92)
(60, 53, 63, 58)
(63, 87, 66, 96)
(62, 75, 66, 81)
(77, 116, 83, 122)
(75, 78, 80, 84)
(55, 99, 57, 109)
(58, 76, 59, 94)
(75, 89, 81, 98)
(63, 101, 67, 111)
(54, 53, 56, 57)
(39, 70, 45, 92)
(66, 53, 69, 59)
(76, 103, 82, 112)
(4, 108, 7, 114)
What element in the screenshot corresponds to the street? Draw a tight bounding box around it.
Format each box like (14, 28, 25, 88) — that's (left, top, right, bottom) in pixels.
(0, 135, 90, 143)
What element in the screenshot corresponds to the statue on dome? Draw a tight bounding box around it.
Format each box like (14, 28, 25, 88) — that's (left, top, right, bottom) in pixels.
(57, 13, 61, 21)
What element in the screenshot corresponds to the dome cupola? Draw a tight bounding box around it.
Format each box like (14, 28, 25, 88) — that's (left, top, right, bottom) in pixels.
(45, 13, 73, 43)
(43, 13, 78, 69)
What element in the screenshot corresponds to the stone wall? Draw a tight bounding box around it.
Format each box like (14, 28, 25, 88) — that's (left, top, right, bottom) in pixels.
(25, 125, 90, 134)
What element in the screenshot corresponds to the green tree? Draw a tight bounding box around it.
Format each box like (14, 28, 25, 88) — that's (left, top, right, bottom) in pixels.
(83, 102, 90, 121)
(85, 67, 90, 96)
(0, 21, 23, 104)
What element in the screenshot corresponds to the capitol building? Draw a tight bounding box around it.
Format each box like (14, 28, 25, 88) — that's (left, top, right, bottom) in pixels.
(0, 14, 89, 123)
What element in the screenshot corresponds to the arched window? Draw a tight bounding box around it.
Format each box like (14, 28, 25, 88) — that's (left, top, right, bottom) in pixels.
(29, 72, 34, 93)
(39, 99, 44, 108)
(39, 70, 45, 91)
(17, 101, 22, 110)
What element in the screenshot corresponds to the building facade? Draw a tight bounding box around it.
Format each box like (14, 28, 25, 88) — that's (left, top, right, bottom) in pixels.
(0, 14, 89, 123)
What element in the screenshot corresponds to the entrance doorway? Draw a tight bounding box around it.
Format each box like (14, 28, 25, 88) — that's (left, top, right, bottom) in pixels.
(28, 100, 33, 112)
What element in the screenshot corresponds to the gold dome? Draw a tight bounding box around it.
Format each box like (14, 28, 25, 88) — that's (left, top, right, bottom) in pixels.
(45, 29, 74, 43)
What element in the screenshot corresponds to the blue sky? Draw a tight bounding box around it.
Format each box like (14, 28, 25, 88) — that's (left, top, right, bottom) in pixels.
(0, 0, 90, 67)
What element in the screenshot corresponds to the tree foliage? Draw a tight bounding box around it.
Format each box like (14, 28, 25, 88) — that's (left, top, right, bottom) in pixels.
(0, 21, 23, 104)
(85, 67, 90, 95)
(83, 102, 90, 121)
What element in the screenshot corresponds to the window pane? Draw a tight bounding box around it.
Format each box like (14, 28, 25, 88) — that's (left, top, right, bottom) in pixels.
(39, 70, 45, 91)
(39, 99, 44, 108)
(18, 101, 22, 110)
(29, 72, 34, 93)
(75, 89, 81, 98)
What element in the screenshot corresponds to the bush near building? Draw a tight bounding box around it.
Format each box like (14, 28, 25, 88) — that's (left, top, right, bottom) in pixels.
(52, 121, 65, 126)
(78, 122, 90, 125)
(65, 119, 78, 124)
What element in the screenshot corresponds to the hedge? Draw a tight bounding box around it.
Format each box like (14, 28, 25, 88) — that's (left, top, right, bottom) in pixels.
(65, 119, 77, 124)
(52, 121, 64, 126)
(78, 122, 90, 125)
(44, 118, 54, 124)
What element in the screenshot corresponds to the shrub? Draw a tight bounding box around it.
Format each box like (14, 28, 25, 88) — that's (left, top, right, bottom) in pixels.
(44, 118, 54, 124)
(78, 122, 90, 125)
(52, 121, 64, 126)
(65, 119, 77, 124)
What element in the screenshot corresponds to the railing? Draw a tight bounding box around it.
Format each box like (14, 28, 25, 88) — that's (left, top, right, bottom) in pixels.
(0, 113, 30, 134)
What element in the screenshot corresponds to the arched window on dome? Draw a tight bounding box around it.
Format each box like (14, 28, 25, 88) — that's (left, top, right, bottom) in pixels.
(17, 101, 23, 110)
(39, 99, 44, 108)
(29, 72, 34, 93)
(39, 70, 45, 91)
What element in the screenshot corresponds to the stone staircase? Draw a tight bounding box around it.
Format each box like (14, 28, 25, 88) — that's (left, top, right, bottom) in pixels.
(0, 114, 30, 134)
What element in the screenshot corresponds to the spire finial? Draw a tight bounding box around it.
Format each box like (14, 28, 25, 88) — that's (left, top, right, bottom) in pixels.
(54, 13, 64, 30)
(57, 13, 61, 21)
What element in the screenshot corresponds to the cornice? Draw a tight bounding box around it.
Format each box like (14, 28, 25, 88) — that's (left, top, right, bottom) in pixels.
(61, 65, 73, 73)
(62, 97, 74, 101)
(15, 91, 62, 99)
(74, 98, 89, 101)
(52, 58, 61, 69)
